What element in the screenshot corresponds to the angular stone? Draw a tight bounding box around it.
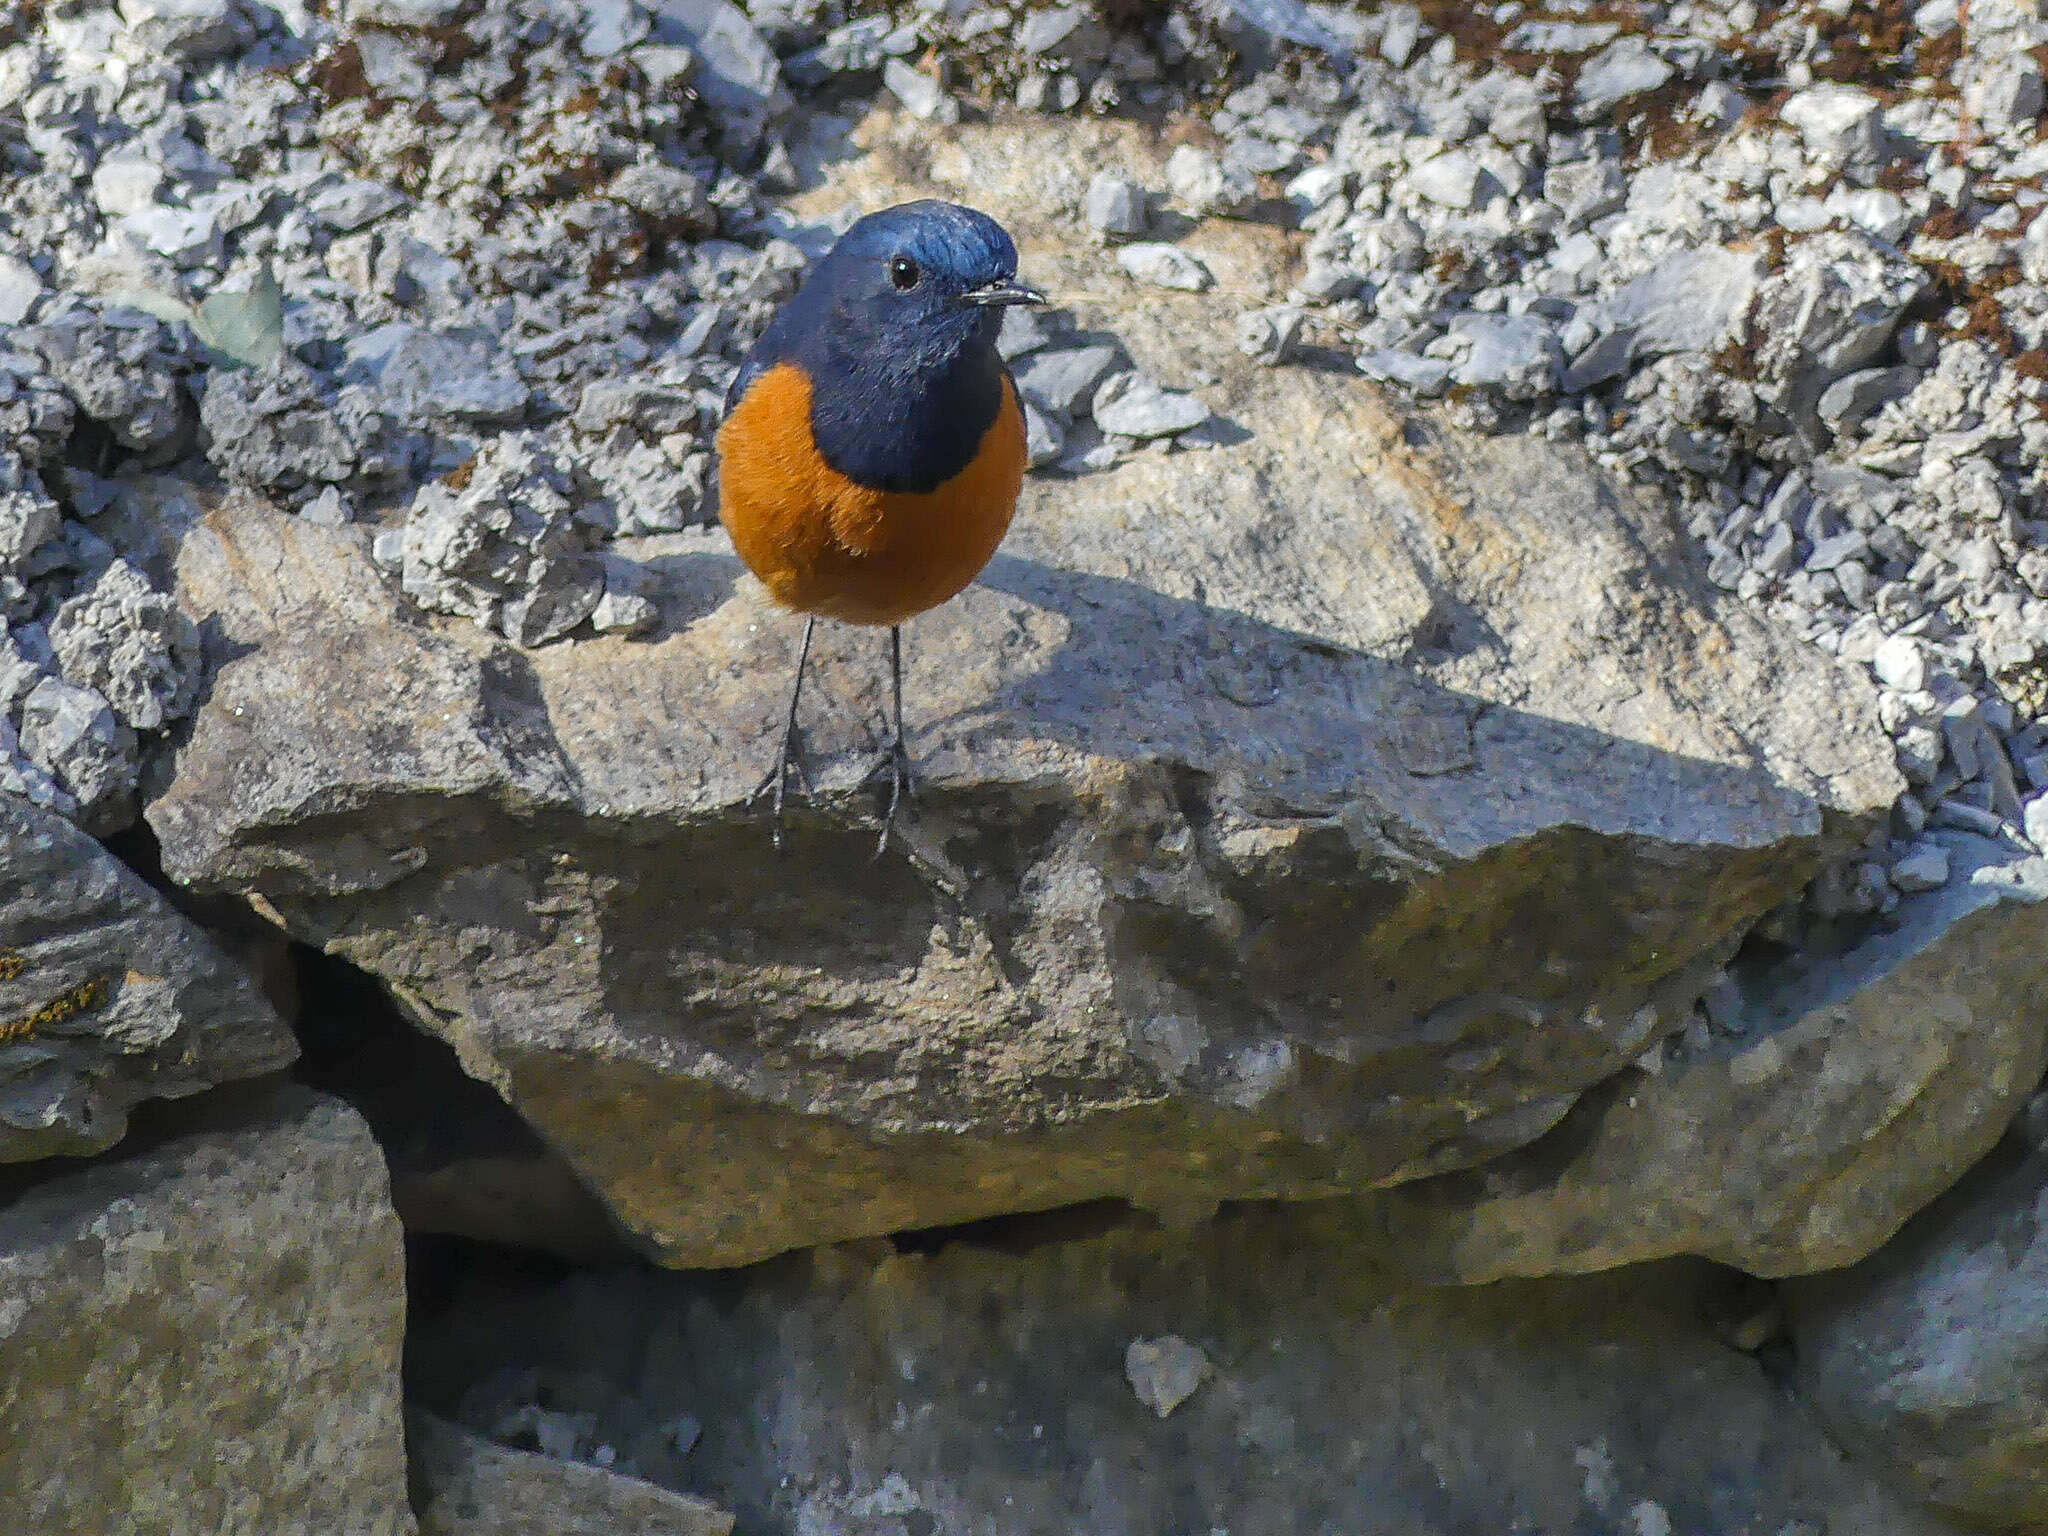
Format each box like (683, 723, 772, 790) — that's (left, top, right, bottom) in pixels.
(405, 1217, 1959, 1536)
(0, 792, 294, 1161)
(1574, 37, 1675, 117)
(1116, 242, 1212, 292)
(409, 1411, 733, 1536)
(117, 0, 258, 62)
(147, 345, 1901, 1266)
(1409, 150, 1484, 209)
(645, 0, 793, 147)
(1332, 837, 2048, 1280)
(399, 434, 604, 646)
(1788, 1136, 2048, 1530)
(0, 255, 44, 326)
(307, 178, 409, 233)
(1967, 55, 2045, 138)
(1090, 370, 1210, 437)
(1012, 343, 1121, 417)
(1544, 156, 1626, 227)
(1358, 347, 1452, 394)
(0, 1086, 412, 1534)
(345, 324, 530, 428)
(1236, 305, 1304, 366)
(0, 458, 59, 572)
(49, 558, 203, 732)
(1022, 398, 1064, 467)
(1123, 1334, 1211, 1418)
(1084, 171, 1149, 238)
(1446, 313, 1562, 399)
(1589, 247, 1763, 359)
(882, 58, 957, 123)
(1164, 144, 1258, 217)
(1781, 85, 1884, 164)
(19, 677, 138, 835)
(1744, 230, 1924, 426)
(1819, 366, 1918, 438)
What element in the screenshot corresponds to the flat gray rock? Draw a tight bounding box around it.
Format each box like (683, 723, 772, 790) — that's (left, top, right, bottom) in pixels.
(0, 791, 295, 1161)
(0, 1085, 412, 1535)
(146, 358, 1900, 1268)
(1333, 836, 2048, 1280)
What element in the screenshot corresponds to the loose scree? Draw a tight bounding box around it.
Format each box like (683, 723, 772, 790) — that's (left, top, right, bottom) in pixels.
(715, 200, 1045, 850)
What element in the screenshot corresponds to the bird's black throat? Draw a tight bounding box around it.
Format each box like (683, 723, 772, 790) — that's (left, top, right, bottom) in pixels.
(807, 323, 1008, 495)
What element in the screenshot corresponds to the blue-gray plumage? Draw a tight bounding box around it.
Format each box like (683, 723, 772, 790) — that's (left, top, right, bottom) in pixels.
(725, 200, 1042, 494)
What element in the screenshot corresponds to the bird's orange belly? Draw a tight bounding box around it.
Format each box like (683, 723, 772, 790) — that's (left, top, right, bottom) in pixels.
(716, 362, 1027, 627)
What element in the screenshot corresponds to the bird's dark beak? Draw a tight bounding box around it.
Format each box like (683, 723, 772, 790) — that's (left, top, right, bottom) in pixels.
(964, 278, 1047, 307)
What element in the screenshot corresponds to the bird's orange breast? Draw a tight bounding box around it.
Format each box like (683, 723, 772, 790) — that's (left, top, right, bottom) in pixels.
(716, 362, 1027, 627)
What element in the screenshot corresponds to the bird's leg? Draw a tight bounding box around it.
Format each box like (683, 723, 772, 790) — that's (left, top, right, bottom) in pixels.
(750, 614, 816, 851)
(871, 623, 916, 856)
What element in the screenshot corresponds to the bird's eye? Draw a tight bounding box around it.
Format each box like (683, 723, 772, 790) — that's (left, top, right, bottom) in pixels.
(888, 255, 920, 291)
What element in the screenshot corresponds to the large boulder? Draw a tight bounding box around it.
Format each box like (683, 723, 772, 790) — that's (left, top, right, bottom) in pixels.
(0, 1084, 414, 1535)
(1788, 1136, 2048, 1530)
(0, 789, 295, 1161)
(1329, 835, 2048, 1280)
(406, 1211, 1964, 1536)
(145, 119, 1900, 1267)
(145, 357, 1897, 1266)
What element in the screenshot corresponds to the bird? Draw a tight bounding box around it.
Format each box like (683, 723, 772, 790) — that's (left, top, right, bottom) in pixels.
(715, 199, 1045, 852)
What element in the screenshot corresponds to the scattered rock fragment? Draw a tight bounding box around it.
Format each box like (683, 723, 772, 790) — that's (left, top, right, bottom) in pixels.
(1164, 144, 1258, 217)
(1115, 241, 1212, 292)
(48, 558, 202, 732)
(400, 433, 607, 647)
(1083, 170, 1149, 238)
(1124, 1335, 1213, 1418)
(1090, 370, 1210, 437)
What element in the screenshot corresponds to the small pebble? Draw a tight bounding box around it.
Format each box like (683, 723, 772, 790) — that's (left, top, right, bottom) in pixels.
(1889, 843, 1951, 893)
(1124, 1335, 1212, 1418)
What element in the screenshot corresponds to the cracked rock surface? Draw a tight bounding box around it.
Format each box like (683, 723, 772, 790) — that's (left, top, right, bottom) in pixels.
(1332, 834, 2048, 1280)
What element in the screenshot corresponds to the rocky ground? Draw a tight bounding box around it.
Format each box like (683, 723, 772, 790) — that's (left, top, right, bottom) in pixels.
(6, 0, 2048, 1531)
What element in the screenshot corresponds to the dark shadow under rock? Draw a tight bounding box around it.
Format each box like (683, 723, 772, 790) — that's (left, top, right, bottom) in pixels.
(405, 1212, 1968, 1536)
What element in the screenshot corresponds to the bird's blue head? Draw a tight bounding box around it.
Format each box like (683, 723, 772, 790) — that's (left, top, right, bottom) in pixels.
(805, 200, 1044, 377)
(725, 200, 1043, 492)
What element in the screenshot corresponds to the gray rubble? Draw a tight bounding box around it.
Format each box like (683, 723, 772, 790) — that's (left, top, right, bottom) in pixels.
(399, 433, 609, 648)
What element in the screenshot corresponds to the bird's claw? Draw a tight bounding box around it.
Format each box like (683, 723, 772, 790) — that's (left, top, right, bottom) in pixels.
(867, 736, 916, 857)
(748, 723, 814, 852)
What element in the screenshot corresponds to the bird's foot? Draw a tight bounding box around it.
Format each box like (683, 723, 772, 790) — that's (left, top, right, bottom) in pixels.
(865, 734, 917, 857)
(747, 723, 815, 852)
